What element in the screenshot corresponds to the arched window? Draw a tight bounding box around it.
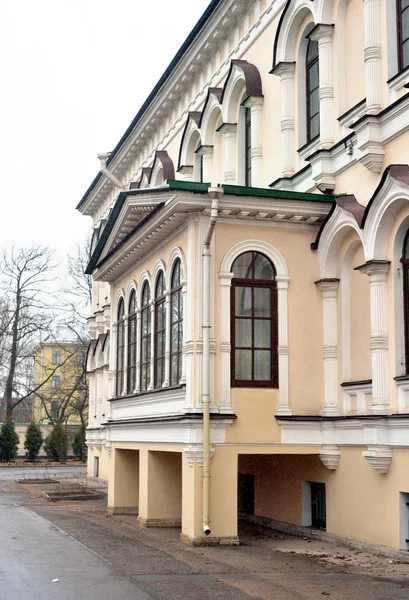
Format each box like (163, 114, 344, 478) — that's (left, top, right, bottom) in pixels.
(306, 38, 320, 143)
(402, 230, 409, 373)
(231, 251, 277, 387)
(127, 290, 137, 394)
(140, 283, 151, 392)
(397, 0, 409, 71)
(154, 272, 166, 388)
(170, 259, 183, 386)
(245, 106, 252, 186)
(116, 299, 125, 396)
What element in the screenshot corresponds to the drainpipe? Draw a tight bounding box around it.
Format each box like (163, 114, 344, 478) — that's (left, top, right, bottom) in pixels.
(97, 152, 126, 190)
(202, 186, 223, 536)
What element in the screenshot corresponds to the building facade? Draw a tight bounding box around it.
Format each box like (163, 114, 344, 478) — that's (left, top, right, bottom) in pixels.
(33, 342, 87, 426)
(78, 0, 409, 550)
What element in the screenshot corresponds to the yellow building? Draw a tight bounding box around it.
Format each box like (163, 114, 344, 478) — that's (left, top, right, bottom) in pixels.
(78, 1, 409, 551)
(34, 341, 87, 426)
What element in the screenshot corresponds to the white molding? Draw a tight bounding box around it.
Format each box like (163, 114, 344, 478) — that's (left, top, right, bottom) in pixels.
(109, 388, 186, 421)
(319, 444, 340, 470)
(396, 379, 409, 414)
(362, 444, 392, 474)
(342, 382, 372, 415)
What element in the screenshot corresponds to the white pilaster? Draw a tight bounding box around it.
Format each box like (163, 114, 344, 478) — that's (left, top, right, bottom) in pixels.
(316, 279, 340, 417)
(178, 165, 194, 181)
(196, 146, 213, 183)
(244, 96, 263, 187)
(135, 309, 141, 393)
(109, 322, 117, 400)
(180, 279, 187, 386)
(363, 0, 382, 114)
(271, 61, 295, 177)
(310, 24, 334, 150)
(122, 319, 128, 396)
(276, 276, 291, 416)
(357, 261, 391, 413)
(148, 300, 155, 391)
(219, 123, 237, 184)
(163, 290, 171, 388)
(219, 272, 234, 413)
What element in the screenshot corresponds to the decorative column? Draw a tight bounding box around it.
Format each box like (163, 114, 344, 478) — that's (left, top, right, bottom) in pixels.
(135, 308, 141, 393)
(148, 300, 155, 391)
(315, 279, 340, 417)
(219, 272, 234, 413)
(180, 278, 188, 385)
(219, 123, 237, 184)
(270, 62, 295, 177)
(276, 276, 292, 416)
(196, 146, 213, 183)
(356, 261, 391, 413)
(122, 318, 128, 396)
(244, 96, 263, 187)
(163, 290, 171, 388)
(310, 24, 334, 150)
(108, 322, 117, 400)
(363, 0, 382, 114)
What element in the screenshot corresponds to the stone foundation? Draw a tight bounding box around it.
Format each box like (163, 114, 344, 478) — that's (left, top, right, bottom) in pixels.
(180, 532, 240, 546)
(137, 516, 181, 528)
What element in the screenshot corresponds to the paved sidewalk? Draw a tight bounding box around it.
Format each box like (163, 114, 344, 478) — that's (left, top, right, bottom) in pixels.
(16, 479, 409, 600)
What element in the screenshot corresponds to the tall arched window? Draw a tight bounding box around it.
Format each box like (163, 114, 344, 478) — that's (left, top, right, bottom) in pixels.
(170, 259, 183, 386)
(245, 107, 252, 186)
(231, 251, 277, 387)
(402, 230, 409, 373)
(127, 290, 137, 394)
(154, 272, 166, 388)
(306, 38, 320, 142)
(397, 0, 409, 71)
(116, 299, 125, 396)
(140, 283, 151, 392)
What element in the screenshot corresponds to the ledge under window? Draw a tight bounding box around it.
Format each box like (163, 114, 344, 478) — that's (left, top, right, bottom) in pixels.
(387, 65, 409, 92)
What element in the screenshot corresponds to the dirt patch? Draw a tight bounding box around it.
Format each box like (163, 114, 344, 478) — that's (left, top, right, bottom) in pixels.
(17, 478, 59, 484)
(42, 490, 104, 502)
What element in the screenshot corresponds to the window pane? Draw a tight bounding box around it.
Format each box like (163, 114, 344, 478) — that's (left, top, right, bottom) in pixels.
(403, 9, 409, 38)
(309, 60, 319, 90)
(232, 252, 253, 278)
(172, 294, 179, 322)
(309, 87, 319, 117)
(235, 286, 252, 316)
(254, 320, 271, 348)
(235, 350, 252, 380)
(253, 254, 275, 280)
(171, 355, 179, 385)
(235, 319, 252, 347)
(307, 39, 318, 60)
(172, 323, 179, 348)
(404, 232, 409, 259)
(254, 287, 271, 317)
(310, 114, 320, 139)
(403, 40, 409, 69)
(171, 260, 181, 287)
(254, 350, 271, 380)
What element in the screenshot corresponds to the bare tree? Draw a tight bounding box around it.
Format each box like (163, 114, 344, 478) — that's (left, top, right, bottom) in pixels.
(0, 245, 57, 418)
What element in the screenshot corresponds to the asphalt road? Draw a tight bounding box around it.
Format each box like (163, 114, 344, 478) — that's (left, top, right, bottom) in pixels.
(0, 465, 87, 481)
(0, 467, 151, 600)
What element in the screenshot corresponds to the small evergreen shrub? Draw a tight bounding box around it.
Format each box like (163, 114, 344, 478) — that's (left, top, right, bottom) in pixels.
(72, 427, 87, 462)
(43, 422, 67, 462)
(0, 419, 19, 462)
(24, 421, 44, 462)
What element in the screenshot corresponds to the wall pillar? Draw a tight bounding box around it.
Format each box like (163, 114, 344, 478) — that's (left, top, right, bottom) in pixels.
(310, 24, 334, 150)
(196, 145, 213, 183)
(271, 61, 295, 177)
(180, 278, 188, 385)
(122, 319, 128, 395)
(107, 448, 139, 515)
(219, 123, 237, 184)
(219, 272, 234, 413)
(134, 309, 141, 393)
(356, 261, 391, 413)
(148, 300, 155, 391)
(138, 450, 182, 527)
(276, 276, 292, 416)
(178, 165, 193, 181)
(315, 279, 340, 417)
(363, 0, 382, 114)
(244, 96, 263, 187)
(163, 290, 171, 388)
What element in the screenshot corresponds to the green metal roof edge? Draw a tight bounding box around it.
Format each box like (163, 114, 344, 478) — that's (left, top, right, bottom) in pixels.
(85, 192, 127, 275)
(165, 179, 335, 203)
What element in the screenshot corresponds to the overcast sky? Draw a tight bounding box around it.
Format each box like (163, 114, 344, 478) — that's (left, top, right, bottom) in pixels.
(0, 0, 210, 259)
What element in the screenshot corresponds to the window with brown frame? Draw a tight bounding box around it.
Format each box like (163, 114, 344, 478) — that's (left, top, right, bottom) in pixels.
(402, 230, 409, 373)
(116, 298, 125, 396)
(397, 0, 409, 71)
(140, 283, 151, 392)
(154, 272, 166, 388)
(170, 259, 183, 386)
(306, 37, 320, 143)
(127, 290, 137, 394)
(244, 106, 252, 187)
(230, 251, 278, 388)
